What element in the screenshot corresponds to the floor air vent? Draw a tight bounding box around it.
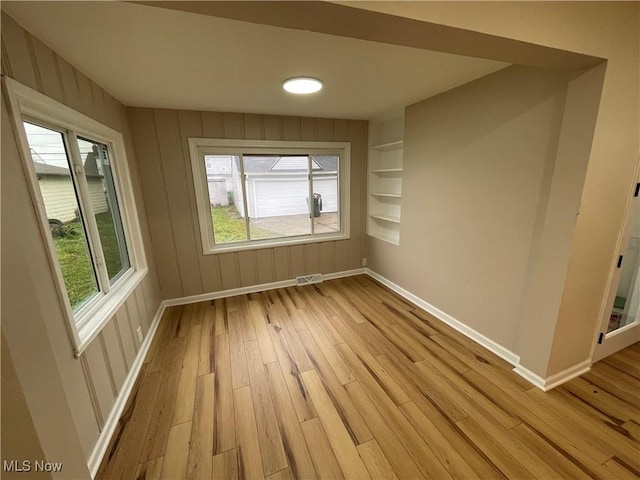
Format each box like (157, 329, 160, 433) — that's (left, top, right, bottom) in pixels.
(296, 274, 323, 286)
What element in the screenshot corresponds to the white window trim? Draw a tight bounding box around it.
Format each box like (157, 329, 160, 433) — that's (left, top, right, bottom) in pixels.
(3, 77, 148, 356)
(189, 138, 351, 254)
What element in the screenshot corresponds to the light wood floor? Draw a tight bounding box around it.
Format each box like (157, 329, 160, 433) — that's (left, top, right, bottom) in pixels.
(97, 275, 640, 480)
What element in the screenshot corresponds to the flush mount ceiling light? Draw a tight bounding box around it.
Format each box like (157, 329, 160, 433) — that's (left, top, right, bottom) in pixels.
(283, 77, 323, 94)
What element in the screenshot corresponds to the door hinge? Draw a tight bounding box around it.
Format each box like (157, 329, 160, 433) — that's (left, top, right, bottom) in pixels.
(598, 332, 604, 344)
(634, 182, 640, 197)
(617, 255, 624, 268)
(74, 164, 83, 175)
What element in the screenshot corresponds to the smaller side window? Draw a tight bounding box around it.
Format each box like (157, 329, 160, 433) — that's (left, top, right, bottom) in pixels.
(24, 122, 101, 312)
(23, 121, 135, 321)
(6, 77, 148, 355)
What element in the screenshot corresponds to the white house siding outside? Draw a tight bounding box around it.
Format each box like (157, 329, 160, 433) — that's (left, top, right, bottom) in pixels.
(207, 179, 229, 206)
(206, 155, 233, 206)
(312, 174, 338, 212)
(39, 175, 108, 223)
(88, 179, 108, 216)
(245, 175, 338, 218)
(205, 154, 338, 220)
(248, 175, 308, 218)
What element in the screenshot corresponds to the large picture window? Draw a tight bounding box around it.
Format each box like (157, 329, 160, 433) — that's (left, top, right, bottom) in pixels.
(5, 78, 147, 355)
(189, 139, 350, 253)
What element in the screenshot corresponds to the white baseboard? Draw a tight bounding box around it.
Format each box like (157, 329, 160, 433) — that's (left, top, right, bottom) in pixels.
(365, 269, 521, 366)
(514, 360, 591, 391)
(88, 303, 166, 478)
(323, 268, 367, 280)
(163, 268, 368, 307)
(512, 364, 546, 390)
(365, 268, 595, 391)
(163, 279, 295, 307)
(544, 360, 591, 390)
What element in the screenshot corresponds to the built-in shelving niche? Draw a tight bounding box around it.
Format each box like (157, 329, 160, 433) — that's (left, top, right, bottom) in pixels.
(367, 119, 404, 245)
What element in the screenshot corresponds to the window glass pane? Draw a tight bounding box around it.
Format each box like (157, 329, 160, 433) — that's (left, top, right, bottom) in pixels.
(24, 122, 99, 311)
(608, 209, 640, 333)
(244, 155, 311, 240)
(206, 155, 248, 244)
(77, 137, 130, 283)
(311, 155, 340, 233)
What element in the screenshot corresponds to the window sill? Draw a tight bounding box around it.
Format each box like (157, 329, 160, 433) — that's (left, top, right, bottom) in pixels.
(73, 268, 148, 357)
(204, 232, 349, 254)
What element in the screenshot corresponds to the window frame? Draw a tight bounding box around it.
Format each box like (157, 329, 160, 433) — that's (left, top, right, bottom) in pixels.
(4, 77, 148, 356)
(189, 138, 351, 254)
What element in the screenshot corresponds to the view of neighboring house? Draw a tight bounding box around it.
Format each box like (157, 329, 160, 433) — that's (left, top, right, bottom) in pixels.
(33, 151, 108, 223)
(205, 154, 338, 218)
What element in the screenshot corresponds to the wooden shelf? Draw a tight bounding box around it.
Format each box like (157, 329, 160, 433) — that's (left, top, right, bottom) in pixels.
(370, 192, 401, 198)
(371, 140, 404, 152)
(370, 214, 401, 224)
(372, 168, 403, 173)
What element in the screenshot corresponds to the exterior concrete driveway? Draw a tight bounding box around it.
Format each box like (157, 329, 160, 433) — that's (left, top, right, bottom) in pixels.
(251, 212, 338, 236)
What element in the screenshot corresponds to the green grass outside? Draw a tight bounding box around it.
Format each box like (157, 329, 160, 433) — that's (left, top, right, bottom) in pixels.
(53, 211, 124, 310)
(211, 205, 276, 242)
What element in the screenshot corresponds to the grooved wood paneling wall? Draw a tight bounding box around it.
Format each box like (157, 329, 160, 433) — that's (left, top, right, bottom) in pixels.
(1, 12, 162, 461)
(128, 108, 368, 300)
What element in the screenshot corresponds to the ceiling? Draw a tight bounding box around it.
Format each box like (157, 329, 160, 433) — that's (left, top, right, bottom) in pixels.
(3, 1, 509, 120)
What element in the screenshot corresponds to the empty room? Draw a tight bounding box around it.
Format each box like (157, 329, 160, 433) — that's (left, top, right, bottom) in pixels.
(2, 2, 639, 479)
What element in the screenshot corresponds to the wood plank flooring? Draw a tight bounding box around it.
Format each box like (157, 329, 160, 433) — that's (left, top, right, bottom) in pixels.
(97, 275, 640, 479)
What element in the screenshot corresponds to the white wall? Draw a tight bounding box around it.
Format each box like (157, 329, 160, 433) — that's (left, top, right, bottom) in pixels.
(357, 1, 638, 377)
(369, 65, 569, 352)
(1, 335, 51, 480)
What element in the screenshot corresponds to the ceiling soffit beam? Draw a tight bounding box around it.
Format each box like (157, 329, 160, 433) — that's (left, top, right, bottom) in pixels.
(131, 1, 604, 72)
